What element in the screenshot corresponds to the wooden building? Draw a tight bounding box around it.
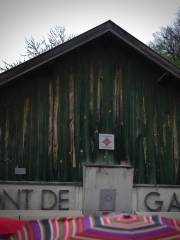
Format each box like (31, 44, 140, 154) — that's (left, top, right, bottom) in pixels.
(0, 21, 179, 184)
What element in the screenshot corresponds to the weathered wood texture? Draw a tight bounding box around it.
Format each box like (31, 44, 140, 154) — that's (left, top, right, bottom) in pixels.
(0, 36, 179, 183)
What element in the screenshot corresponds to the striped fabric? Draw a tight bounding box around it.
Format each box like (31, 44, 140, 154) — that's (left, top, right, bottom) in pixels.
(62, 214, 180, 240)
(8, 217, 65, 240)
(8, 214, 180, 240)
(0, 218, 25, 237)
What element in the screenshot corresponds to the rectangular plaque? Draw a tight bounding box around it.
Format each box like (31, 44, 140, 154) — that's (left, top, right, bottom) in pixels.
(100, 189, 116, 211)
(15, 167, 26, 175)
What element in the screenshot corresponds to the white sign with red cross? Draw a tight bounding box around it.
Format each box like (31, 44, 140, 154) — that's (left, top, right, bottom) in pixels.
(99, 134, 114, 150)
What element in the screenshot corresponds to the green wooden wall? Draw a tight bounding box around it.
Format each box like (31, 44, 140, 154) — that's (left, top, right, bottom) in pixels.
(0, 36, 179, 184)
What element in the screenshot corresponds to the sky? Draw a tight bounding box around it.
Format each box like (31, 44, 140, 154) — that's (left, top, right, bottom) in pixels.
(0, 0, 180, 66)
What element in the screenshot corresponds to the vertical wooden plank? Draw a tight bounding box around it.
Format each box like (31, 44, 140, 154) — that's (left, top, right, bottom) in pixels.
(28, 84, 34, 180)
(22, 98, 30, 164)
(95, 63, 103, 163)
(89, 64, 95, 163)
(113, 65, 120, 125)
(4, 110, 9, 179)
(37, 78, 42, 181)
(89, 65, 94, 115)
(69, 67, 76, 168)
(48, 79, 53, 179)
(82, 57, 91, 165)
(91, 60, 99, 163)
(58, 61, 70, 181)
(74, 59, 81, 180)
(53, 76, 59, 176)
(96, 66, 102, 125)
(113, 64, 121, 163)
(31, 76, 38, 180)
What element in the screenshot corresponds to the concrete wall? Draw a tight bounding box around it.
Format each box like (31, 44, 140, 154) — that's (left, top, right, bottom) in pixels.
(1, 174, 180, 218)
(0, 181, 82, 210)
(0, 210, 82, 220)
(83, 165, 134, 215)
(133, 185, 180, 212)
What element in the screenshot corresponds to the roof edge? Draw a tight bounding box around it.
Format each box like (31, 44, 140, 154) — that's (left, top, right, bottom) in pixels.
(0, 20, 179, 86)
(0, 21, 112, 86)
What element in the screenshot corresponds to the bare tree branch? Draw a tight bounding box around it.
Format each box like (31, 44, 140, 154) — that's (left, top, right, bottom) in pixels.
(149, 9, 180, 66)
(0, 26, 76, 73)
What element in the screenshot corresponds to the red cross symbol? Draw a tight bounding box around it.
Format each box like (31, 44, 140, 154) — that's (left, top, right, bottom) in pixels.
(102, 137, 111, 146)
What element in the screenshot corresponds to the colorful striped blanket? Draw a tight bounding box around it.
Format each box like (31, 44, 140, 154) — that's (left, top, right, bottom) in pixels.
(8, 214, 180, 240)
(8, 216, 86, 240)
(8, 217, 72, 240)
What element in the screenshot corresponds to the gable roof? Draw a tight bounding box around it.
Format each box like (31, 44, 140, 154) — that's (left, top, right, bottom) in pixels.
(0, 20, 179, 86)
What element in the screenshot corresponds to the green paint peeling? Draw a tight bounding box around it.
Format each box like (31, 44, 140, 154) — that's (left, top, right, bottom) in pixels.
(0, 37, 179, 184)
